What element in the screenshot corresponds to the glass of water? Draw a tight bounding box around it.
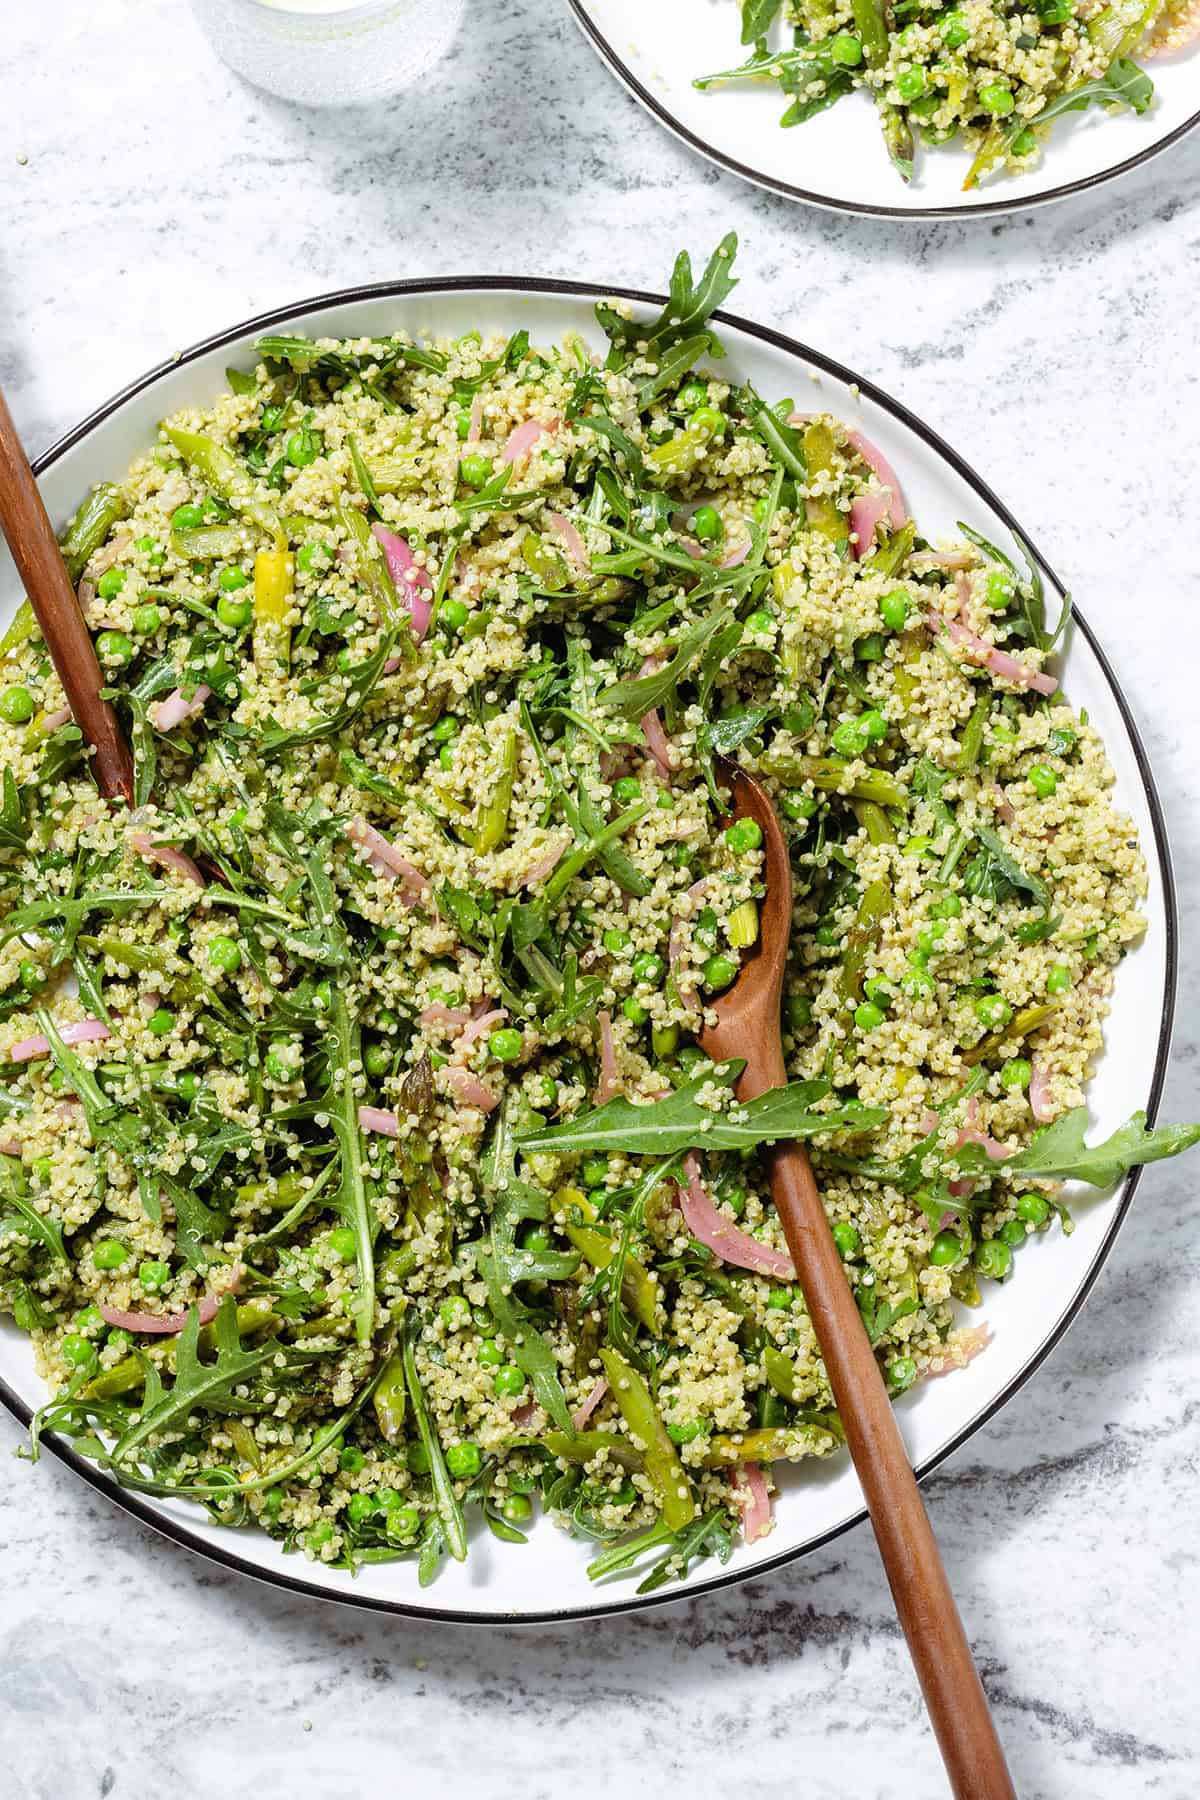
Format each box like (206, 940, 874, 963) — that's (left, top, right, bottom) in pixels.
(190, 0, 464, 106)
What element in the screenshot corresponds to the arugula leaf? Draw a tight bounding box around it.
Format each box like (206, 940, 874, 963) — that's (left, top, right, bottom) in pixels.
(519, 1064, 887, 1157)
(742, 0, 782, 39)
(0, 769, 26, 852)
(1032, 58, 1153, 129)
(321, 956, 377, 1347)
(587, 1506, 734, 1592)
(110, 1298, 278, 1468)
(0, 1185, 68, 1265)
(477, 1098, 579, 1431)
(598, 235, 737, 374)
(402, 1312, 468, 1561)
(735, 384, 806, 480)
(1003, 1108, 1200, 1189)
(957, 521, 1069, 653)
(970, 823, 1050, 911)
(597, 608, 729, 721)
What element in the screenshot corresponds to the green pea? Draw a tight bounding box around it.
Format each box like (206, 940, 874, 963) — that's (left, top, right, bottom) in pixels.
(676, 382, 708, 411)
(703, 954, 738, 991)
(752, 494, 773, 523)
(339, 1444, 366, 1473)
(445, 1442, 482, 1479)
(106, 1327, 132, 1351)
(97, 567, 127, 600)
(622, 997, 648, 1026)
(386, 1504, 421, 1542)
(171, 502, 207, 531)
(494, 1364, 526, 1397)
(147, 1007, 175, 1037)
(766, 1286, 793, 1311)
(139, 1259, 171, 1293)
(726, 817, 763, 854)
(613, 775, 642, 804)
(264, 1048, 296, 1083)
(177, 1072, 200, 1102)
(744, 609, 775, 637)
(442, 597, 469, 631)
(878, 590, 910, 631)
(814, 922, 841, 947)
(132, 603, 162, 635)
(439, 1295, 472, 1330)
(96, 630, 134, 666)
(363, 1041, 392, 1078)
(459, 453, 493, 489)
(666, 1416, 710, 1444)
(917, 921, 947, 957)
(974, 1238, 1012, 1280)
(929, 1229, 964, 1266)
(218, 565, 249, 592)
(488, 1026, 523, 1063)
(1046, 964, 1072, 996)
(346, 1493, 374, 1526)
(940, 10, 969, 44)
(437, 743, 455, 772)
(215, 592, 252, 629)
(93, 1240, 129, 1270)
(903, 835, 932, 858)
(208, 935, 242, 973)
(75, 1305, 105, 1335)
(691, 505, 723, 544)
(863, 978, 891, 1008)
(431, 713, 460, 744)
(305, 1522, 334, 1554)
(286, 428, 322, 468)
(979, 82, 1015, 116)
(785, 993, 813, 1030)
(134, 535, 165, 564)
(501, 1493, 533, 1524)
(896, 67, 926, 101)
(1028, 763, 1057, 798)
(860, 710, 887, 742)
(296, 541, 332, 574)
(832, 1220, 860, 1259)
(1010, 128, 1037, 156)
(329, 1227, 358, 1262)
(603, 927, 632, 955)
(0, 686, 35, 725)
(32, 1154, 52, 1184)
(690, 404, 725, 439)
(19, 959, 45, 992)
(902, 967, 935, 1000)
(932, 894, 962, 919)
(477, 1339, 504, 1367)
(887, 1356, 917, 1391)
(631, 951, 664, 986)
(831, 718, 870, 757)
(1015, 1191, 1050, 1226)
(1001, 1219, 1027, 1248)
(1000, 1058, 1031, 1091)
(780, 791, 818, 823)
(856, 633, 885, 663)
(582, 1157, 610, 1188)
(831, 30, 863, 63)
(651, 1023, 679, 1060)
(975, 994, 1012, 1030)
(854, 1001, 885, 1033)
(61, 1333, 97, 1369)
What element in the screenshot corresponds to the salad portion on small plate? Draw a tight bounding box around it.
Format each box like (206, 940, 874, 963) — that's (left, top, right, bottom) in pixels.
(569, 0, 1200, 215)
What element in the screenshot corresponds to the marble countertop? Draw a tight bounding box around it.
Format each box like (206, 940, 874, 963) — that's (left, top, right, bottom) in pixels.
(2, 4, 1198, 1795)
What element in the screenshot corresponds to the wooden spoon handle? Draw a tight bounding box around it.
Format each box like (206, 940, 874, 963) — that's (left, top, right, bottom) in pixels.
(0, 386, 134, 804)
(768, 1135, 1015, 1800)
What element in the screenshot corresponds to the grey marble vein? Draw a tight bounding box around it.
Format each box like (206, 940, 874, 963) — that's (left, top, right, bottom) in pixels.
(1, 3, 1198, 1795)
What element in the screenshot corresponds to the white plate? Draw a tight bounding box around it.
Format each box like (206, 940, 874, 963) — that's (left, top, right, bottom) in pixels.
(0, 280, 1176, 1621)
(569, 0, 1200, 217)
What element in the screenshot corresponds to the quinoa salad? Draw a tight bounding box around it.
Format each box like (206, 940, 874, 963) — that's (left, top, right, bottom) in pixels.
(2, 239, 1197, 1596)
(696, 0, 1197, 187)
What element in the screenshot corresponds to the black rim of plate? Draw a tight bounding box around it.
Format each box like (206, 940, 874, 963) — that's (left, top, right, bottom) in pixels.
(567, 0, 1200, 220)
(0, 276, 1179, 1625)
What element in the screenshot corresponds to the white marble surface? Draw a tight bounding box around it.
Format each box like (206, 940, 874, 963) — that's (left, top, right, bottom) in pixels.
(2, 4, 1199, 1795)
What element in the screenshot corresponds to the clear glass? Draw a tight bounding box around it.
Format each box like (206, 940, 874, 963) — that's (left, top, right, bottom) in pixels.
(189, 0, 464, 106)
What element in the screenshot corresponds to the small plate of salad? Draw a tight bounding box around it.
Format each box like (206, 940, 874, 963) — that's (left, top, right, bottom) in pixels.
(568, 0, 1200, 215)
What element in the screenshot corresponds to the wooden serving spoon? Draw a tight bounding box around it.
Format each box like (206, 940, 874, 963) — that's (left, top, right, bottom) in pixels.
(0, 384, 134, 804)
(699, 758, 1015, 1800)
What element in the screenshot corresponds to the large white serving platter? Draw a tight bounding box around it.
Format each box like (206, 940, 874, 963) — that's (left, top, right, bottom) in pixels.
(570, 0, 1200, 218)
(0, 279, 1175, 1621)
